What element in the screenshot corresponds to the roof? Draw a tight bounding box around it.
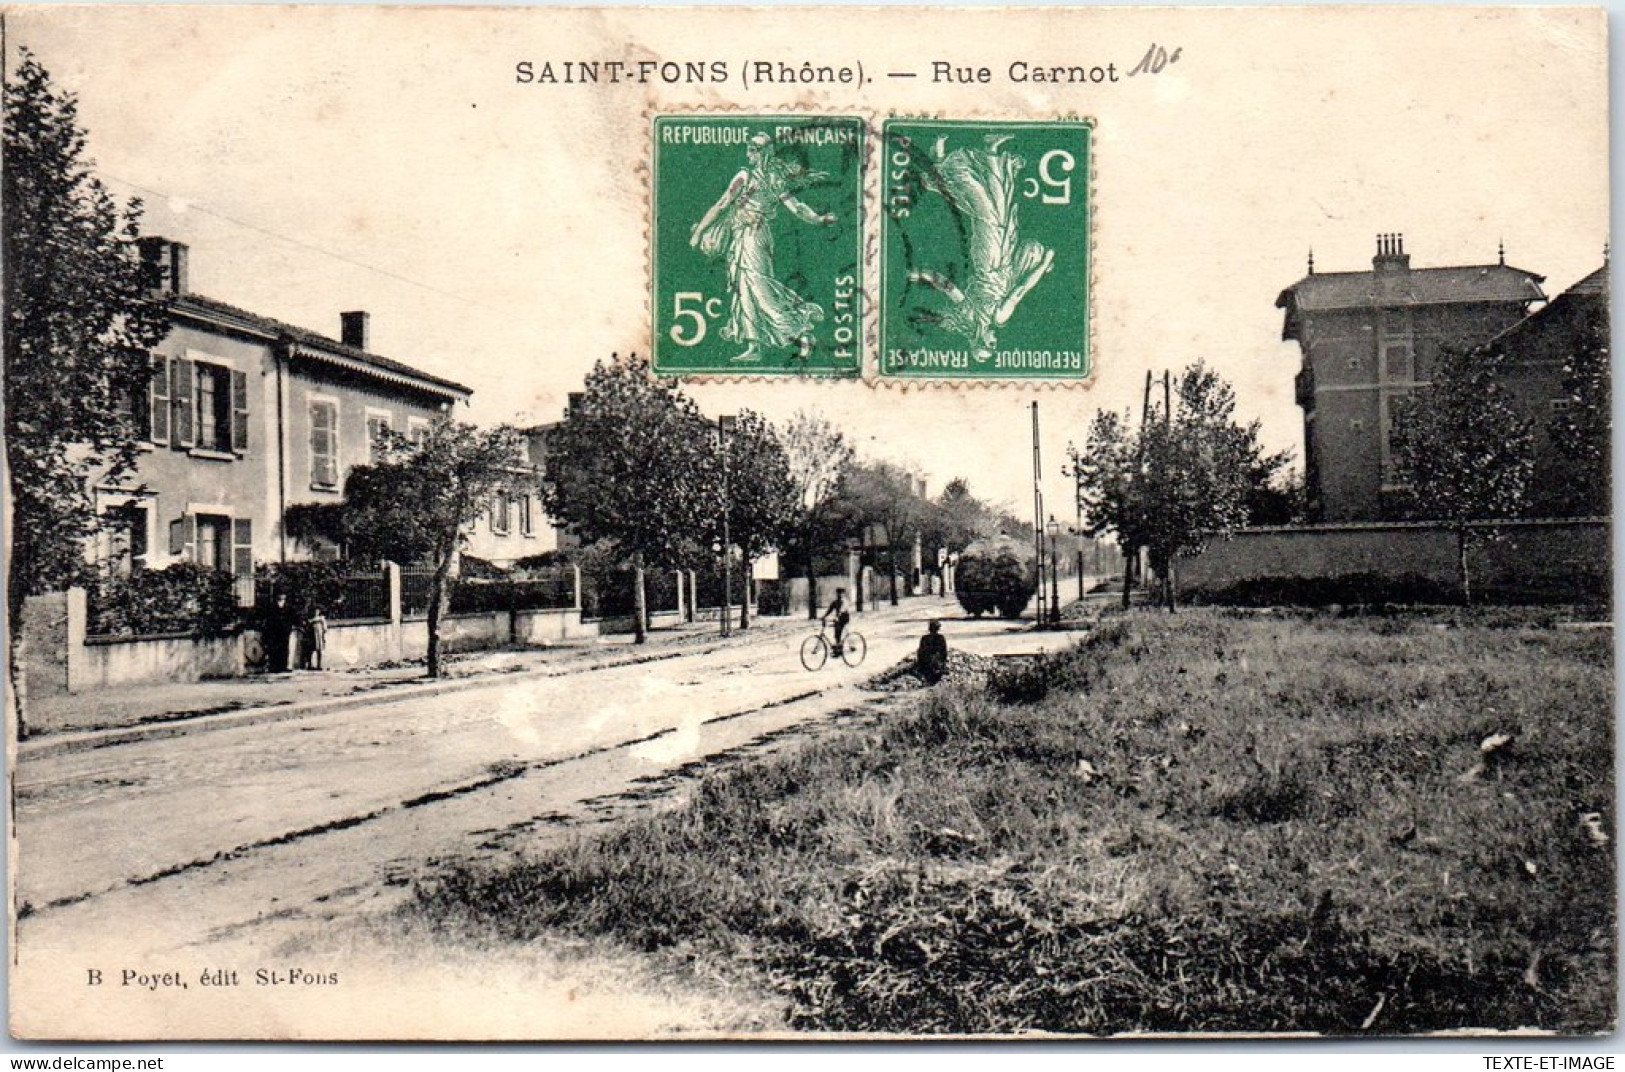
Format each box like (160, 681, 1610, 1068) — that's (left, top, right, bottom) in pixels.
(1277, 264, 1547, 314)
(169, 293, 472, 399)
(1487, 262, 1608, 350)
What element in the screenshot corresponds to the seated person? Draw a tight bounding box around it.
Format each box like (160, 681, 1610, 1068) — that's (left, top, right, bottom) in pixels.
(917, 619, 949, 683)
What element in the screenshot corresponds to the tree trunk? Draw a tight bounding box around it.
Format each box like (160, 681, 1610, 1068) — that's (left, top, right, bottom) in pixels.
(806, 561, 819, 620)
(425, 550, 453, 678)
(632, 554, 648, 644)
(738, 555, 751, 630)
(889, 543, 899, 606)
(7, 578, 29, 739)
(1121, 545, 1134, 610)
(1165, 560, 1177, 613)
(1457, 524, 1473, 607)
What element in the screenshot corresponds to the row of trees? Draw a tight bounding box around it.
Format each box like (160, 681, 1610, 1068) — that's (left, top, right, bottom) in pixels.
(537, 354, 1029, 643)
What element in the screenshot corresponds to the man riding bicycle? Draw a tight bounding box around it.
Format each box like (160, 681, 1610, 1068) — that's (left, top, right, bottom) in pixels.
(822, 588, 851, 655)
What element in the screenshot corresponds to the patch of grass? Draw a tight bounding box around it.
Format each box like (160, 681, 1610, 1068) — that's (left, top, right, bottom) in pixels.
(407, 609, 1614, 1035)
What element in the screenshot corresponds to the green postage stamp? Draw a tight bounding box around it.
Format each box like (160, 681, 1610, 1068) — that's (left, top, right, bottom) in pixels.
(880, 119, 1092, 381)
(652, 115, 865, 377)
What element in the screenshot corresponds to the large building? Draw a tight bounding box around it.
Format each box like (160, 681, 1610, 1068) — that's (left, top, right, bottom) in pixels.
(93, 238, 550, 587)
(1277, 235, 1546, 521)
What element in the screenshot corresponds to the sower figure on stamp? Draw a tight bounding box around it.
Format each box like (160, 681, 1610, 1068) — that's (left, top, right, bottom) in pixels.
(908, 134, 1055, 357)
(690, 132, 837, 363)
(822, 587, 851, 656)
(916, 619, 949, 684)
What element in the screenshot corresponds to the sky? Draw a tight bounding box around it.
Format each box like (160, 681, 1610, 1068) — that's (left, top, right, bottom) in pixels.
(10, 5, 1609, 522)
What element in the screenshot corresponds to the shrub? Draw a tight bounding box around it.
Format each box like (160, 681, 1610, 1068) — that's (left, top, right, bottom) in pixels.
(88, 563, 240, 637)
(757, 578, 790, 617)
(956, 536, 1037, 619)
(255, 560, 370, 622)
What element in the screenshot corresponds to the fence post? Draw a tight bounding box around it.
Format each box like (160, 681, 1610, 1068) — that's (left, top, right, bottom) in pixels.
(687, 569, 699, 622)
(571, 565, 582, 611)
(385, 561, 403, 662)
(65, 586, 88, 694)
(675, 571, 686, 622)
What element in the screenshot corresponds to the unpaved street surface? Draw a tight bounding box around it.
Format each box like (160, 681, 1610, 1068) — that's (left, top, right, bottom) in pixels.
(11, 600, 1086, 1039)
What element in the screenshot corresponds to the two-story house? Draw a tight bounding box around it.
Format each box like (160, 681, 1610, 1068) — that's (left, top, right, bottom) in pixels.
(93, 238, 473, 589)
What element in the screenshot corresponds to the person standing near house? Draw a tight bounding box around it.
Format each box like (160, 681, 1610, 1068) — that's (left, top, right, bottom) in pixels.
(304, 607, 328, 671)
(263, 591, 293, 673)
(822, 587, 851, 655)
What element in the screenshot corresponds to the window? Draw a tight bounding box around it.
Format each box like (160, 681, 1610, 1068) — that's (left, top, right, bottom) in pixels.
(193, 515, 232, 571)
(1551, 397, 1576, 413)
(490, 493, 510, 535)
(518, 495, 535, 538)
(196, 364, 234, 452)
(310, 399, 339, 489)
(366, 410, 392, 464)
(103, 502, 149, 576)
(1383, 344, 1414, 382)
(1381, 389, 1414, 487)
(408, 417, 432, 449)
(170, 513, 252, 579)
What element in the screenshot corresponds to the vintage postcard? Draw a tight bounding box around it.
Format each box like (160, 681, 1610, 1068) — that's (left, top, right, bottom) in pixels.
(2, 5, 1612, 1042)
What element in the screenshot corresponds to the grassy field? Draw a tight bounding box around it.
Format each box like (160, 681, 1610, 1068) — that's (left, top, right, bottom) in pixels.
(408, 608, 1615, 1035)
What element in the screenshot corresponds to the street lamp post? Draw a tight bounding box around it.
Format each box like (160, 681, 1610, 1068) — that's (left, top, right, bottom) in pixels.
(718, 414, 736, 637)
(1046, 516, 1062, 625)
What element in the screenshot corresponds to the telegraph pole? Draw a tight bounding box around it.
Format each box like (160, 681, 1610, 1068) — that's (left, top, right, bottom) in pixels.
(1031, 401, 1046, 627)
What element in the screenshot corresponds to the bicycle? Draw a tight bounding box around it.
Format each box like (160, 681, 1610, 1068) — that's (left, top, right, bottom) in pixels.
(800, 619, 866, 671)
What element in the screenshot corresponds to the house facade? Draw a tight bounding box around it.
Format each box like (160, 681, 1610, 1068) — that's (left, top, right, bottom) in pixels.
(1276, 235, 1546, 521)
(93, 238, 473, 588)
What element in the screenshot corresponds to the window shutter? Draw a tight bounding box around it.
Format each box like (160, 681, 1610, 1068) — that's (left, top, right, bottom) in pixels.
(169, 514, 196, 559)
(230, 370, 249, 453)
(311, 401, 337, 488)
(172, 357, 196, 448)
(232, 518, 254, 579)
(150, 355, 171, 445)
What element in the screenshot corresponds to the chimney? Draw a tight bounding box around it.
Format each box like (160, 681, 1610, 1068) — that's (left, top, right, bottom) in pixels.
(340, 311, 370, 350)
(566, 392, 584, 417)
(137, 236, 189, 295)
(1373, 232, 1410, 273)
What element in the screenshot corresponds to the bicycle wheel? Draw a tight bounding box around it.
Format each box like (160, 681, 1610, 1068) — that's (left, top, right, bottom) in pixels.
(800, 634, 829, 671)
(839, 631, 866, 668)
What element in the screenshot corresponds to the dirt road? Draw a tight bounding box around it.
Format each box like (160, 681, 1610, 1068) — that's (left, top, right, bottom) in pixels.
(11, 599, 1086, 1038)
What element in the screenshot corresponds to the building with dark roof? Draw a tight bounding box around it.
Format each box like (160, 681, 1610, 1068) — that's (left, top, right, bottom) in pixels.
(93, 238, 546, 587)
(1277, 235, 1546, 521)
(1481, 261, 1610, 517)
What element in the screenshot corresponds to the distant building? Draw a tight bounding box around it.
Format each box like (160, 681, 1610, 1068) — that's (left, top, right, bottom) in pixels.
(93, 238, 473, 588)
(1277, 235, 1546, 521)
(461, 425, 560, 569)
(1481, 261, 1610, 517)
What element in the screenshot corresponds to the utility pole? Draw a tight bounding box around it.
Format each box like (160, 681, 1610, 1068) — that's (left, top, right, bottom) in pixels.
(718, 414, 736, 636)
(1031, 401, 1045, 627)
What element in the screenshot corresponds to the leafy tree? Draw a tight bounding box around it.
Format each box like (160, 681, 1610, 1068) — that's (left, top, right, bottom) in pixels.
(705, 410, 796, 629)
(4, 51, 170, 733)
(922, 478, 1001, 560)
(1072, 362, 1258, 611)
(842, 460, 928, 606)
(1548, 317, 1610, 517)
(541, 354, 714, 642)
(780, 410, 854, 617)
(341, 418, 522, 676)
(1393, 345, 1535, 605)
